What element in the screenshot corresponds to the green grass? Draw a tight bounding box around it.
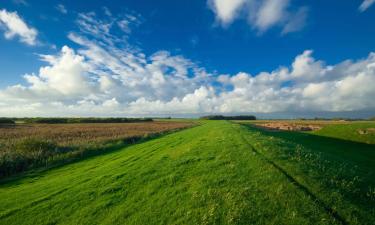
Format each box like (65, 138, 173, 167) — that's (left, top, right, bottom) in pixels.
(0, 121, 374, 224)
(240, 124, 375, 225)
(312, 122, 375, 144)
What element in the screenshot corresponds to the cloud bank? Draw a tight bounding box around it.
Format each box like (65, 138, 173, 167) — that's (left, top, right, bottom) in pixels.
(0, 9, 38, 45)
(0, 10, 375, 117)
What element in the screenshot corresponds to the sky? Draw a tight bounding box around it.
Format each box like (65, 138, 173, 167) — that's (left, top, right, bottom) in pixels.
(0, 0, 375, 118)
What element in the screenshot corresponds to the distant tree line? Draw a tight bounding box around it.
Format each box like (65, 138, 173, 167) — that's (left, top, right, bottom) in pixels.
(0, 118, 15, 124)
(200, 115, 256, 120)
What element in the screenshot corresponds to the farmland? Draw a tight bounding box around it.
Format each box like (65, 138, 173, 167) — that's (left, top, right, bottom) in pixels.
(0, 120, 374, 224)
(0, 121, 194, 178)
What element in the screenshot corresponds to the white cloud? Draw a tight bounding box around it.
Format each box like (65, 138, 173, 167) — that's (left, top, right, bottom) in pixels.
(359, 0, 375, 12)
(0, 9, 38, 45)
(282, 7, 308, 34)
(254, 0, 289, 32)
(1, 46, 94, 102)
(208, 0, 307, 34)
(1, 10, 375, 117)
(208, 0, 246, 26)
(56, 4, 68, 14)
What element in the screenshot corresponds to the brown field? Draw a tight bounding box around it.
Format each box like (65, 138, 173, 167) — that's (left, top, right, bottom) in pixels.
(0, 121, 194, 148)
(236, 119, 353, 131)
(253, 122, 322, 131)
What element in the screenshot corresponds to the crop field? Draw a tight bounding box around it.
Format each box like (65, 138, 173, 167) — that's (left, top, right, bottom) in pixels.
(0, 120, 374, 225)
(0, 121, 193, 177)
(0, 121, 193, 146)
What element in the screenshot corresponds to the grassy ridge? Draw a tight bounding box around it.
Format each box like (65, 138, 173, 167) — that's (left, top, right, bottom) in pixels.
(0, 121, 344, 225)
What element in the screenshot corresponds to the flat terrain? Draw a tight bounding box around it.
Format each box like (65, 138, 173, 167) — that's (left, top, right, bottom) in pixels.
(0, 121, 374, 224)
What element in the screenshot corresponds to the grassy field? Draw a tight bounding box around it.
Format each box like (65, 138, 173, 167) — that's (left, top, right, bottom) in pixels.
(239, 120, 375, 144)
(239, 122, 375, 225)
(0, 121, 374, 224)
(312, 122, 375, 144)
(0, 121, 193, 178)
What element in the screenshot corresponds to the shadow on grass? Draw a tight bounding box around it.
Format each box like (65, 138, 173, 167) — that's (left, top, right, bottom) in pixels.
(240, 123, 375, 221)
(237, 131, 350, 225)
(0, 126, 195, 186)
(241, 124, 375, 169)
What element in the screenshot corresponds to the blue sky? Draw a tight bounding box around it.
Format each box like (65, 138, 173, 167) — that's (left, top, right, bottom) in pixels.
(0, 0, 375, 117)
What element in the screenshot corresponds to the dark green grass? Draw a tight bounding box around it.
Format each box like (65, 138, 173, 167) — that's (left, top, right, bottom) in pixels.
(312, 122, 375, 144)
(240, 124, 375, 225)
(0, 121, 346, 225)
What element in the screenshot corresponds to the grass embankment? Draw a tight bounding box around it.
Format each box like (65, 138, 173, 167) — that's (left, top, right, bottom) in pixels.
(2, 121, 370, 225)
(0, 122, 193, 178)
(240, 123, 375, 225)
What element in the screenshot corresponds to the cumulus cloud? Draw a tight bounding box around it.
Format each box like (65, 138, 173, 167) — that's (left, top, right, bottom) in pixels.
(208, 0, 307, 34)
(1, 10, 375, 117)
(0, 9, 38, 45)
(359, 0, 375, 12)
(0, 11, 212, 116)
